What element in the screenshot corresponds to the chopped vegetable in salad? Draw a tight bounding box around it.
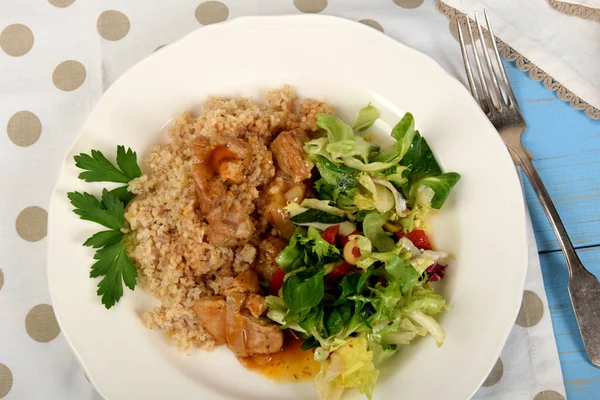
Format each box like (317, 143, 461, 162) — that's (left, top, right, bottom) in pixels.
(265, 105, 460, 399)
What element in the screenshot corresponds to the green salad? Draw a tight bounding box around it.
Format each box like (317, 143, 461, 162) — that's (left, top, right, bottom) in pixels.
(264, 105, 460, 399)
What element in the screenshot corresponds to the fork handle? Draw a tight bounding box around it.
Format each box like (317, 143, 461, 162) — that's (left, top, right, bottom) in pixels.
(515, 149, 580, 272)
(511, 146, 600, 368)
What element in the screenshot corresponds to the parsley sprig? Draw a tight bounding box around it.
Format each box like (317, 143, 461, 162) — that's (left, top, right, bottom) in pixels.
(68, 146, 142, 309)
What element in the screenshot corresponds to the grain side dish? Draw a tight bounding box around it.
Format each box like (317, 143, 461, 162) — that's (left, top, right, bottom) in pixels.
(125, 86, 333, 351)
(69, 86, 460, 400)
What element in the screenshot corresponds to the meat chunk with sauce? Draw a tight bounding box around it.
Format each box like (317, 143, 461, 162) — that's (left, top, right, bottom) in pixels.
(193, 270, 283, 356)
(244, 294, 268, 318)
(189, 136, 251, 213)
(193, 296, 226, 345)
(225, 293, 283, 357)
(256, 236, 287, 282)
(223, 268, 261, 295)
(189, 136, 255, 247)
(262, 173, 307, 239)
(270, 130, 313, 183)
(204, 199, 255, 248)
(238, 315, 283, 355)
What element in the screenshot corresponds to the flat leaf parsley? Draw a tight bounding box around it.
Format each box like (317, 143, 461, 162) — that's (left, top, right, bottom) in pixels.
(67, 146, 141, 309)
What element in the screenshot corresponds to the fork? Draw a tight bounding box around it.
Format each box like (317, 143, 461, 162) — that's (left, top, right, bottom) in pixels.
(457, 12, 600, 368)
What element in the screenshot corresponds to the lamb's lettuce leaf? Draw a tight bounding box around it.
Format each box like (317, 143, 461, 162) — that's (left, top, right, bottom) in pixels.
(400, 131, 460, 209)
(409, 173, 461, 209)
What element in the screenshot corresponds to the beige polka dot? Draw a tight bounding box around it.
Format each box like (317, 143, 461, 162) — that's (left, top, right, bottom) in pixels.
(481, 358, 503, 387)
(0, 24, 34, 57)
(516, 290, 544, 327)
(534, 390, 566, 400)
(294, 0, 327, 13)
(195, 1, 229, 25)
(154, 44, 167, 52)
(450, 20, 469, 44)
(0, 269, 3, 292)
(16, 206, 48, 242)
(97, 10, 130, 41)
(7, 111, 42, 147)
(0, 364, 13, 399)
(393, 0, 424, 9)
(48, 0, 75, 8)
(449, 20, 481, 44)
(53, 60, 86, 91)
(359, 19, 384, 32)
(26, 304, 60, 343)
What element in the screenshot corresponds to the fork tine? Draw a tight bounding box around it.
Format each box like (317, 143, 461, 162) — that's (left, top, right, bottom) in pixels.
(484, 10, 518, 110)
(457, 21, 480, 103)
(465, 17, 492, 113)
(474, 12, 504, 110)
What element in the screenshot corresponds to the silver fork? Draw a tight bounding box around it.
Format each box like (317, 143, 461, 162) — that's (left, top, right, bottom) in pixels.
(457, 11, 600, 368)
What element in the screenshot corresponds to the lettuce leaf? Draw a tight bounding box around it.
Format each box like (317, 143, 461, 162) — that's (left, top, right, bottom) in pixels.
(403, 311, 446, 346)
(304, 137, 332, 161)
(363, 211, 395, 252)
(300, 199, 348, 217)
(372, 177, 408, 216)
(317, 113, 356, 143)
(353, 103, 380, 132)
(299, 226, 341, 262)
(401, 131, 460, 209)
(327, 138, 378, 164)
(409, 173, 461, 209)
(381, 284, 449, 347)
(354, 174, 395, 214)
(283, 270, 325, 312)
(312, 156, 359, 209)
(370, 342, 398, 366)
(315, 338, 379, 400)
(372, 112, 417, 164)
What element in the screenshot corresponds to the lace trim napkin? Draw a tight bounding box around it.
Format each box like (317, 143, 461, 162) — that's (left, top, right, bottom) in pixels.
(438, 0, 600, 119)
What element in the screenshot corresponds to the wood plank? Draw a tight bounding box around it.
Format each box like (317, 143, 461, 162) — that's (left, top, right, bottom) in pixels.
(540, 247, 600, 399)
(504, 63, 600, 253)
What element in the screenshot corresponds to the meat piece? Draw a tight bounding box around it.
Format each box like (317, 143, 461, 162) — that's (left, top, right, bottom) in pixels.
(190, 136, 251, 214)
(270, 130, 313, 183)
(256, 236, 287, 282)
(225, 294, 283, 357)
(224, 268, 261, 295)
(205, 199, 255, 248)
(225, 292, 248, 355)
(189, 136, 255, 247)
(262, 173, 305, 239)
(241, 314, 284, 355)
(194, 270, 284, 356)
(244, 294, 268, 318)
(193, 296, 226, 345)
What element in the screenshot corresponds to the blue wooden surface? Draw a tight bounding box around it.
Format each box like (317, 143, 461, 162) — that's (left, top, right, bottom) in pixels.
(505, 61, 600, 399)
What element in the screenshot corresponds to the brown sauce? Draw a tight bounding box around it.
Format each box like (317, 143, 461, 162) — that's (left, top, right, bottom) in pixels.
(237, 331, 320, 382)
(207, 145, 238, 176)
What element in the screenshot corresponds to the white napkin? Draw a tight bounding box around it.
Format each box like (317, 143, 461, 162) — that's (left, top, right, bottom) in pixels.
(441, 0, 600, 119)
(0, 1, 565, 399)
(472, 208, 566, 399)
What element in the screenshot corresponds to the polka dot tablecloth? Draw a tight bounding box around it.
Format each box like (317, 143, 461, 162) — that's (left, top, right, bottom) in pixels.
(0, 1, 567, 399)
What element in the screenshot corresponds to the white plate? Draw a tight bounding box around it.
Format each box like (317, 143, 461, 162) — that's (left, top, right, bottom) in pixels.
(48, 15, 527, 400)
